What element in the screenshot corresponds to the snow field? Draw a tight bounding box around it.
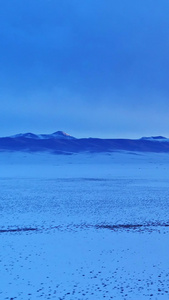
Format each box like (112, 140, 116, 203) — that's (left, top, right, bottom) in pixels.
(0, 151, 169, 299)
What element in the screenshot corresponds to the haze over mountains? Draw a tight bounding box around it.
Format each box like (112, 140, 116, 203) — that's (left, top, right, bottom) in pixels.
(0, 131, 169, 154)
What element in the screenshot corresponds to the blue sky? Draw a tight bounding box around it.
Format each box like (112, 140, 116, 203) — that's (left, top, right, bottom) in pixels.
(0, 0, 169, 138)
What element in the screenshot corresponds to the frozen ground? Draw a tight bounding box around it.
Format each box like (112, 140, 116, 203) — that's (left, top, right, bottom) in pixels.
(0, 151, 169, 299)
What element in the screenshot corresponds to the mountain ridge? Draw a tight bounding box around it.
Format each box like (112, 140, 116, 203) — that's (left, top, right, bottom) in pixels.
(0, 132, 169, 154)
(10, 131, 75, 140)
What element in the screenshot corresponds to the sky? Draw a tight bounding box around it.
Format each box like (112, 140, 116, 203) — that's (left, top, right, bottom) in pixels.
(0, 0, 169, 138)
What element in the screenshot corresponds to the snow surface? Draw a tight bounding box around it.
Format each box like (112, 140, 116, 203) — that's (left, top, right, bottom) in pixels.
(0, 151, 169, 299)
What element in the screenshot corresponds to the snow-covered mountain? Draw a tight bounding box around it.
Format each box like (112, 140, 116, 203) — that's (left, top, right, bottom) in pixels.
(10, 131, 75, 140)
(140, 136, 169, 141)
(0, 132, 169, 153)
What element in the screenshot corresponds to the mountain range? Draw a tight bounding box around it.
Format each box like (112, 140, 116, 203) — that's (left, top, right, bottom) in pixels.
(0, 131, 169, 154)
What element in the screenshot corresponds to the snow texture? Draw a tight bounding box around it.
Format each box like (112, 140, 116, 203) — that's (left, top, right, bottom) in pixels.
(0, 151, 169, 299)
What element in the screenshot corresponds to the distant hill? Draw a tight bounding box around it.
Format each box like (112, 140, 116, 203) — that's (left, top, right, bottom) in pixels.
(0, 131, 169, 154)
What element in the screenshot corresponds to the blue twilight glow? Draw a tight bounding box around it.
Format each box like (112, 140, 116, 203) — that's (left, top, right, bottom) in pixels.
(0, 0, 169, 138)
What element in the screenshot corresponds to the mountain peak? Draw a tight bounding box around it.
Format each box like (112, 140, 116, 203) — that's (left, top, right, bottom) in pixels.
(51, 131, 75, 139)
(10, 131, 75, 140)
(11, 132, 39, 139)
(52, 131, 71, 137)
(140, 136, 167, 141)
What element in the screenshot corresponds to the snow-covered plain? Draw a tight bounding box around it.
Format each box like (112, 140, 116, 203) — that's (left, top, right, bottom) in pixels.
(0, 151, 169, 299)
